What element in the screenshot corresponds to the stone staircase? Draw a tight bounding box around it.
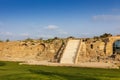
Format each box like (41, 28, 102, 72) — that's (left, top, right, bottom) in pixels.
(60, 39, 80, 64)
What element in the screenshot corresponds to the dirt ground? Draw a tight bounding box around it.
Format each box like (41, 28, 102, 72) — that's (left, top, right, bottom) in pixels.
(19, 60, 119, 69)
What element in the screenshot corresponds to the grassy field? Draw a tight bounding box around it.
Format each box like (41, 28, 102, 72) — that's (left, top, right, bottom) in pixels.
(0, 61, 120, 80)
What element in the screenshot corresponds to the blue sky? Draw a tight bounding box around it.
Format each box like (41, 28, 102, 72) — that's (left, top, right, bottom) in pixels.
(0, 0, 120, 40)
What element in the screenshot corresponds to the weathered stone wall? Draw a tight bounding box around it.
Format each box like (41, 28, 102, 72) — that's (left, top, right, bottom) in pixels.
(77, 36, 120, 63)
(106, 36, 120, 56)
(0, 39, 64, 62)
(0, 36, 120, 63)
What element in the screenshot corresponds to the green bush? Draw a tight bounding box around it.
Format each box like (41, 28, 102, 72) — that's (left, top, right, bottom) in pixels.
(0, 40, 3, 42)
(24, 38, 34, 42)
(100, 33, 112, 38)
(6, 39, 10, 42)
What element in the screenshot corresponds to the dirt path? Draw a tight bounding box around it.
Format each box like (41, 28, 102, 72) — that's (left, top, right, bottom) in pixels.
(20, 60, 119, 69)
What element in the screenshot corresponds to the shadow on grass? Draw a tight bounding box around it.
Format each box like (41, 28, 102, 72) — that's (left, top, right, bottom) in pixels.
(28, 69, 100, 80)
(0, 61, 6, 66)
(1, 73, 40, 80)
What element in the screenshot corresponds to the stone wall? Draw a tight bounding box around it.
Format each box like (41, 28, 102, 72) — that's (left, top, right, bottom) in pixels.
(0, 36, 120, 64)
(77, 36, 120, 63)
(106, 36, 120, 56)
(0, 39, 64, 62)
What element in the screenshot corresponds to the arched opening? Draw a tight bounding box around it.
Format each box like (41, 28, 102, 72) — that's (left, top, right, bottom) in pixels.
(113, 40, 120, 54)
(90, 44, 93, 49)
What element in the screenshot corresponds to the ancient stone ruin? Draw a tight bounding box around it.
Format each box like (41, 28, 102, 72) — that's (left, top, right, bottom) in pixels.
(0, 35, 120, 68)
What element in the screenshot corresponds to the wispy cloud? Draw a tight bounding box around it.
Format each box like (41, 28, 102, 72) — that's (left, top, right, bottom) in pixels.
(40, 24, 68, 38)
(57, 29, 68, 35)
(93, 15, 120, 21)
(44, 25, 58, 30)
(20, 33, 29, 37)
(0, 32, 13, 36)
(5, 32, 13, 36)
(0, 24, 69, 40)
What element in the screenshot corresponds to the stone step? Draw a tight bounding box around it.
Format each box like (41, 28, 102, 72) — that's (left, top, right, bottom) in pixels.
(60, 40, 80, 64)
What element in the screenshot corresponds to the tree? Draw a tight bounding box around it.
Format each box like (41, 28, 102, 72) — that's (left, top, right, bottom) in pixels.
(54, 37, 59, 40)
(6, 39, 10, 42)
(0, 40, 3, 42)
(24, 38, 33, 42)
(38, 37, 43, 40)
(100, 33, 112, 38)
(93, 36, 99, 40)
(102, 38, 109, 54)
(67, 36, 75, 39)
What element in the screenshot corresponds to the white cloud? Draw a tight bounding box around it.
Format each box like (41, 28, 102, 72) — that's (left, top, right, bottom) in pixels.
(0, 24, 68, 40)
(5, 32, 13, 36)
(0, 32, 13, 36)
(30, 24, 67, 38)
(93, 15, 120, 21)
(45, 25, 58, 30)
(39, 34, 54, 38)
(59, 31, 68, 35)
(58, 30, 68, 35)
(20, 33, 29, 37)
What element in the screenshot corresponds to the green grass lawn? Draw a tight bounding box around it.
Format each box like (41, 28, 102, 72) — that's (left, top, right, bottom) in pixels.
(0, 61, 120, 80)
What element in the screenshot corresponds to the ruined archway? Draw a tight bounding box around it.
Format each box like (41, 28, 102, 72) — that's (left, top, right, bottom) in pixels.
(113, 40, 120, 54)
(106, 36, 120, 56)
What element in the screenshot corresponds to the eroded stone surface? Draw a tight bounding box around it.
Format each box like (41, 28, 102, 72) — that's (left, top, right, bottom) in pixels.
(0, 36, 120, 68)
(0, 39, 63, 62)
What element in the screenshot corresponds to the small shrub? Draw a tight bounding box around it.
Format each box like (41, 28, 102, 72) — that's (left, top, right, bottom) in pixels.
(67, 36, 75, 39)
(93, 36, 99, 40)
(100, 33, 112, 38)
(6, 39, 10, 42)
(0, 40, 3, 42)
(54, 37, 59, 40)
(24, 38, 33, 42)
(38, 37, 43, 41)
